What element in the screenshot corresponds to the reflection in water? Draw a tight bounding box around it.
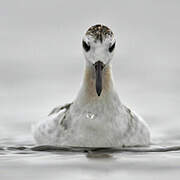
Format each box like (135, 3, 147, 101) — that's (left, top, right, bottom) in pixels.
(1, 144, 180, 153)
(1, 141, 180, 180)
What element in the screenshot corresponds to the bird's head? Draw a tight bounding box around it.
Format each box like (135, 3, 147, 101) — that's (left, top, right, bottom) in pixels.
(82, 24, 116, 96)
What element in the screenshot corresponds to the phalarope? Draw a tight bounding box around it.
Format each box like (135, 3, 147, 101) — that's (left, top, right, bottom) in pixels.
(33, 24, 150, 147)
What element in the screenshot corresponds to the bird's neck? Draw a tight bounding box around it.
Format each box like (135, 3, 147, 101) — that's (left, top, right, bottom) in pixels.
(75, 63, 118, 105)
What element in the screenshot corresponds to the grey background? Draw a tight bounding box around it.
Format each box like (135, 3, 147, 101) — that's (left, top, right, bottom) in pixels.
(0, 0, 180, 140)
(1, 0, 180, 137)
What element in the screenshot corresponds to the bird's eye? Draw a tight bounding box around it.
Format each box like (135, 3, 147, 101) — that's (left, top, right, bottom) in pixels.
(109, 42, 116, 53)
(82, 40, 90, 52)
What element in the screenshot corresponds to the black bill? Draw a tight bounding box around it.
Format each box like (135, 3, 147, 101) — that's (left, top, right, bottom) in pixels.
(94, 61, 104, 96)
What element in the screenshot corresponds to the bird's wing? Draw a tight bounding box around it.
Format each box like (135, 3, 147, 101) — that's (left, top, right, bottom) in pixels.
(122, 105, 135, 120)
(122, 104, 144, 123)
(48, 102, 73, 116)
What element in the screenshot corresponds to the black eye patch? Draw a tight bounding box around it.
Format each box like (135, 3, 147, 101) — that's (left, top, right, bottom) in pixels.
(109, 42, 116, 53)
(82, 40, 90, 52)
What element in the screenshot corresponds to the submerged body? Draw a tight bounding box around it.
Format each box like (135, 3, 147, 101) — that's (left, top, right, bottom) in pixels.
(33, 25, 150, 147)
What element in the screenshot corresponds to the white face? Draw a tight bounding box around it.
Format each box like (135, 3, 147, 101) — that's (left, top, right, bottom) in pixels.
(82, 35, 116, 66)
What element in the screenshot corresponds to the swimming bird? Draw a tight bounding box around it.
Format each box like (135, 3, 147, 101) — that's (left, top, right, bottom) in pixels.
(33, 24, 150, 147)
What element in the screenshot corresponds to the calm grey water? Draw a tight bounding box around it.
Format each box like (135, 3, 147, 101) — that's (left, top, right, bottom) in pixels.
(1, 0, 180, 179)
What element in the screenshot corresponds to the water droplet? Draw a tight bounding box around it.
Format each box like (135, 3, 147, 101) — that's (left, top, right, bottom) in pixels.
(86, 112, 96, 120)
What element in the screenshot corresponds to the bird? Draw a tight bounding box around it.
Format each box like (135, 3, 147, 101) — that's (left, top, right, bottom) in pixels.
(33, 24, 150, 147)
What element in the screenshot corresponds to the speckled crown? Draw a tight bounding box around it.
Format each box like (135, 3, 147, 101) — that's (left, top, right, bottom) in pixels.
(86, 24, 113, 42)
